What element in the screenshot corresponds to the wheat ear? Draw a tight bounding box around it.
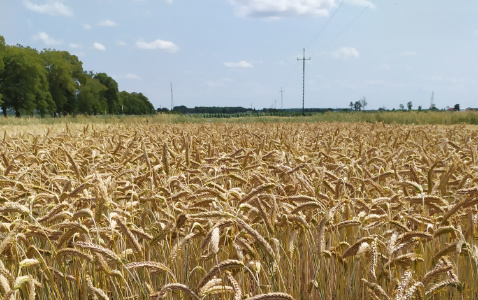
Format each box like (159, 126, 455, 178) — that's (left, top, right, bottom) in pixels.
(124, 261, 176, 281)
(114, 215, 143, 255)
(72, 241, 122, 264)
(158, 283, 199, 300)
(197, 259, 244, 291)
(235, 218, 275, 260)
(244, 292, 295, 300)
(226, 271, 242, 300)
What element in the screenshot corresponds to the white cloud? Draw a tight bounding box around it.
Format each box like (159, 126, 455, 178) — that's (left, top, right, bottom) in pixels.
(69, 43, 82, 49)
(204, 78, 234, 87)
(117, 73, 141, 80)
(98, 19, 118, 27)
(400, 50, 417, 56)
(345, 0, 376, 9)
(116, 40, 128, 46)
(93, 42, 106, 51)
(224, 60, 254, 68)
(365, 80, 403, 88)
(230, 0, 335, 19)
(331, 47, 359, 59)
(82, 23, 91, 30)
(23, 0, 73, 17)
(124, 73, 141, 80)
(32, 32, 62, 45)
(135, 39, 179, 53)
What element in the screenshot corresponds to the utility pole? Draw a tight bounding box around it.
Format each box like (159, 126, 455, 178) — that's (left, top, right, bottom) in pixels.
(279, 87, 285, 109)
(170, 82, 174, 111)
(297, 48, 311, 116)
(430, 91, 434, 109)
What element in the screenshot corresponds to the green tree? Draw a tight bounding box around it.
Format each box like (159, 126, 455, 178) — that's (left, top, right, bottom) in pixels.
(407, 101, 413, 111)
(0, 36, 6, 106)
(359, 97, 367, 110)
(135, 92, 154, 114)
(77, 76, 107, 115)
(42, 49, 84, 116)
(94, 73, 120, 114)
(354, 101, 362, 111)
(119, 91, 154, 115)
(0, 45, 54, 117)
(118, 91, 132, 114)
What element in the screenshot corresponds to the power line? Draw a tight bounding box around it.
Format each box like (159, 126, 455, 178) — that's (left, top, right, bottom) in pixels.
(326, 0, 376, 46)
(297, 49, 311, 115)
(279, 1, 375, 110)
(279, 2, 345, 93)
(306, 0, 346, 49)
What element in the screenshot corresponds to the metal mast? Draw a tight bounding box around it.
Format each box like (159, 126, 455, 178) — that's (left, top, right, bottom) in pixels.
(280, 87, 285, 109)
(297, 49, 311, 115)
(170, 82, 174, 111)
(430, 91, 434, 109)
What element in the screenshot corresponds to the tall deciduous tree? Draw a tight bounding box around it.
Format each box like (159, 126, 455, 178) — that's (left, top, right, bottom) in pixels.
(0, 45, 54, 117)
(77, 75, 107, 115)
(119, 91, 154, 115)
(94, 73, 120, 114)
(354, 101, 362, 111)
(360, 97, 367, 110)
(42, 49, 85, 116)
(0, 36, 6, 107)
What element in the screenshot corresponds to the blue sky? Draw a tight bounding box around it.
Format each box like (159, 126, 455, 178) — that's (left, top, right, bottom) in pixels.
(1, 0, 477, 110)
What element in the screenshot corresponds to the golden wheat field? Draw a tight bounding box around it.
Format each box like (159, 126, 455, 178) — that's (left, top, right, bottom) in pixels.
(0, 120, 477, 299)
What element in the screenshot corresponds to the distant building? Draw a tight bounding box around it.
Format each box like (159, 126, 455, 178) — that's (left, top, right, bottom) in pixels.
(466, 108, 478, 111)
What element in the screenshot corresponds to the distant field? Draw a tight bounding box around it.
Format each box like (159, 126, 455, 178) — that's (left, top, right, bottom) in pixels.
(1, 110, 478, 129)
(0, 120, 477, 299)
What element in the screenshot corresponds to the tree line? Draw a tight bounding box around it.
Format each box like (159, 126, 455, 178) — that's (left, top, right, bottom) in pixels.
(0, 36, 154, 117)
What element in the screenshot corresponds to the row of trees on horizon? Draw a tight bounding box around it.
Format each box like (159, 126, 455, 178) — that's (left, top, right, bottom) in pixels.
(0, 36, 154, 117)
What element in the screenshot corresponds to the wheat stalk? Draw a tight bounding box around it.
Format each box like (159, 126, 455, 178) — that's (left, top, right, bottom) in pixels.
(197, 259, 244, 291)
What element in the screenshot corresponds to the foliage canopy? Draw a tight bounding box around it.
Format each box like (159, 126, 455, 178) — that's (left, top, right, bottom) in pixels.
(0, 36, 155, 117)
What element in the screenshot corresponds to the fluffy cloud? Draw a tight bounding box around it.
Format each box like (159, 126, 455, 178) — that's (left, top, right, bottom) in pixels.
(230, 0, 335, 19)
(69, 43, 82, 49)
(93, 42, 106, 51)
(332, 47, 359, 59)
(345, 0, 376, 9)
(400, 50, 417, 56)
(32, 32, 62, 45)
(98, 19, 118, 27)
(23, 0, 73, 17)
(115, 73, 141, 80)
(116, 40, 128, 46)
(123, 73, 141, 80)
(135, 39, 179, 53)
(224, 61, 254, 68)
(204, 78, 234, 88)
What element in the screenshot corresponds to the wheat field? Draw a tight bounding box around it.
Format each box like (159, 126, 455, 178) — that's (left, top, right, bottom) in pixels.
(0, 121, 477, 299)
